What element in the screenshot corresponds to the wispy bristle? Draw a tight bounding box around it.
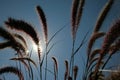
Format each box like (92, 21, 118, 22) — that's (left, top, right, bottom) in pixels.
(0, 66, 24, 80)
(5, 18, 39, 45)
(36, 5, 48, 43)
(94, 0, 114, 32)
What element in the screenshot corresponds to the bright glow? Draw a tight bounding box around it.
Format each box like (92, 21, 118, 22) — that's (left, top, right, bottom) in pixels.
(32, 43, 38, 52)
(99, 69, 120, 72)
(32, 42, 43, 54)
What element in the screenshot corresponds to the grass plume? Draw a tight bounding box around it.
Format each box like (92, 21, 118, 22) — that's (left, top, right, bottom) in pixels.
(52, 57, 58, 80)
(64, 60, 69, 80)
(0, 66, 24, 80)
(73, 65, 78, 80)
(0, 41, 11, 49)
(90, 49, 101, 61)
(5, 17, 39, 45)
(75, 0, 85, 30)
(36, 5, 48, 43)
(93, 0, 114, 32)
(14, 34, 28, 49)
(71, 0, 80, 39)
(0, 27, 26, 54)
(95, 19, 120, 77)
(10, 57, 37, 68)
(88, 32, 105, 56)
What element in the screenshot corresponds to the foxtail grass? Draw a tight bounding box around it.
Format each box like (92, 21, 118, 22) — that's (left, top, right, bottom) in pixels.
(87, 32, 105, 56)
(95, 19, 120, 79)
(0, 66, 24, 80)
(75, 0, 85, 31)
(73, 65, 78, 80)
(71, 0, 85, 40)
(10, 57, 37, 68)
(14, 34, 28, 50)
(0, 41, 11, 49)
(36, 5, 48, 44)
(93, 0, 114, 32)
(5, 18, 40, 45)
(0, 27, 26, 55)
(52, 57, 58, 80)
(64, 60, 69, 80)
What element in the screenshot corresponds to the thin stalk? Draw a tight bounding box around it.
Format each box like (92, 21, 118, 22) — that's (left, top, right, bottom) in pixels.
(102, 54, 112, 70)
(45, 44, 48, 80)
(40, 65, 42, 80)
(69, 38, 75, 78)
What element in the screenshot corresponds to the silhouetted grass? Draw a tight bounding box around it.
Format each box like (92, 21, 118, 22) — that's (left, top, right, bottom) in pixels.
(0, 0, 119, 80)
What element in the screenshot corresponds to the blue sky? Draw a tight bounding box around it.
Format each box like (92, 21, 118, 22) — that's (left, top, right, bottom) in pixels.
(0, 0, 120, 80)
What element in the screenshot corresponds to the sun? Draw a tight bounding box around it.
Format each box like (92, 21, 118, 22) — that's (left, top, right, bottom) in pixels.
(31, 42, 43, 54)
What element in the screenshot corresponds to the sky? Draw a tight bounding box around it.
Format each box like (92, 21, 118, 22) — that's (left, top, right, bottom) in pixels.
(0, 0, 120, 80)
